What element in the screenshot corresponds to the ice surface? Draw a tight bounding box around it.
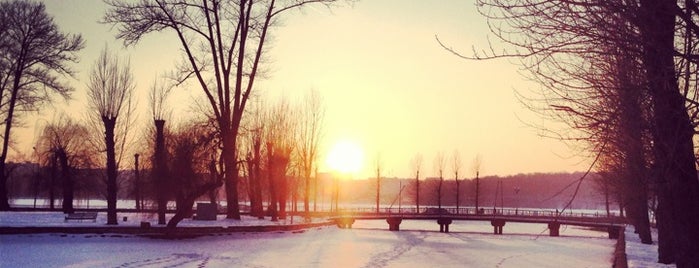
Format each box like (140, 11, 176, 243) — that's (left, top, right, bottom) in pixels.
(0, 211, 672, 267)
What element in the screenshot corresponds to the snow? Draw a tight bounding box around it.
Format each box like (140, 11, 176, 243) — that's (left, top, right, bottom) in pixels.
(0, 211, 323, 227)
(625, 227, 675, 268)
(0, 211, 666, 267)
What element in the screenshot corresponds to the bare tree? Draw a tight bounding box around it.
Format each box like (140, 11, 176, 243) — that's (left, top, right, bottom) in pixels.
(0, 0, 84, 210)
(441, 0, 699, 263)
(636, 1, 699, 264)
(263, 99, 296, 221)
(86, 47, 134, 225)
(166, 121, 221, 228)
(244, 102, 265, 218)
(149, 78, 171, 225)
(104, 0, 347, 220)
(36, 116, 93, 213)
(296, 89, 325, 217)
(374, 152, 382, 214)
(452, 150, 462, 211)
(471, 155, 482, 213)
(433, 152, 445, 211)
(410, 153, 423, 213)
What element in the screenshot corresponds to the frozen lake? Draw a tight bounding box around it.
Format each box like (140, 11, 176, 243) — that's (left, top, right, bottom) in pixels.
(0, 217, 616, 268)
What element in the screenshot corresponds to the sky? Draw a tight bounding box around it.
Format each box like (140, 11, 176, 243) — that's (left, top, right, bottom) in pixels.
(11, 0, 590, 179)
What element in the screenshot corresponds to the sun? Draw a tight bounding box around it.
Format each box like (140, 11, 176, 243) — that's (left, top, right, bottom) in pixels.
(326, 140, 364, 174)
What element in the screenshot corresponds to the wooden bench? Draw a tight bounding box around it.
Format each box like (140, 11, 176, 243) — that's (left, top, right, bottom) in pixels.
(64, 212, 98, 222)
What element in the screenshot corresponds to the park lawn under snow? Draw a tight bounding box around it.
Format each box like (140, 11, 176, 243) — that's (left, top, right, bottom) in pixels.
(0, 211, 671, 267)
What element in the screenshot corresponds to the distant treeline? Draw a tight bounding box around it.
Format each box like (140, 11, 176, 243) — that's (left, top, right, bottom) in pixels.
(338, 172, 610, 210)
(6, 161, 608, 211)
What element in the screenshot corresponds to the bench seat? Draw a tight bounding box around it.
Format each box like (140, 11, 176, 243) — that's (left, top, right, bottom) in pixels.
(64, 212, 98, 222)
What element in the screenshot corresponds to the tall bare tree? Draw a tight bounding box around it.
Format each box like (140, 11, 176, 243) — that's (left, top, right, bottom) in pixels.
(86, 47, 134, 225)
(264, 99, 296, 221)
(374, 152, 382, 214)
(440, 0, 699, 263)
(166, 121, 221, 228)
(471, 155, 482, 213)
(104, 0, 346, 220)
(0, 0, 84, 210)
(637, 1, 699, 264)
(244, 102, 265, 218)
(296, 89, 325, 216)
(149, 78, 171, 225)
(452, 150, 462, 211)
(434, 152, 445, 211)
(410, 153, 423, 213)
(36, 116, 93, 214)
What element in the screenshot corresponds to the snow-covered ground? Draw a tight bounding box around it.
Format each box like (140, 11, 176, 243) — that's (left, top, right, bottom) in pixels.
(0, 211, 670, 267)
(625, 227, 675, 268)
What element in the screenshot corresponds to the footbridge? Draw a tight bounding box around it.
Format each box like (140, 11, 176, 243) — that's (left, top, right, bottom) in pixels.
(328, 208, 626, 239)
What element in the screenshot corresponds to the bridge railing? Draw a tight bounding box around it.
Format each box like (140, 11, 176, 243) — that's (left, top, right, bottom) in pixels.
(336, 207, 620, 219)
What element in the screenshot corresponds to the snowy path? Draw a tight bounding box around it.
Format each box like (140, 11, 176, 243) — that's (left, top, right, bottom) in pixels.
(1, 220, 615, 268)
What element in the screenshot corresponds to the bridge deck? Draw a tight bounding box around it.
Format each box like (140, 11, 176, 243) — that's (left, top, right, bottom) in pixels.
(332, 214, 624, 228)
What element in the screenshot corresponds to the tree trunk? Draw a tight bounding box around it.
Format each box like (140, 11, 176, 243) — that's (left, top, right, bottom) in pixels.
(456, 180, 461, 211)
(656, 188, 676, 264)
(49, 155, 56, 210)
(252, 156, 263, 218)
(304, 170, 310, 216)
(278, 168, 288, 219)
(57, 149, 74, 214)
(154, 119, 167, 225)
(604, 182, 610, 218)
(617, 55, 652, 244)
(376, 172, 380, 214)
(0, 164, 8, 210)
(103, 117, 118, 225)
(313, 168, 318, 212)
(475, 173, 480, 214)
(415, 175, 420, 213)
(437, 177, 443, 210)
(223, 132, 241, 220)
(0, 65, 24, 211)
(639, 0, 699, 265)
(267, 155, 278, 221)
(134, 154, 141, 211)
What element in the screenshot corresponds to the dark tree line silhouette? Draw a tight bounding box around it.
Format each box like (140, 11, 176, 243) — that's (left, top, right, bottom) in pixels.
(437, 0, 699, 265)
(102, 0, 346, 220)
(0, 0, 84, 211)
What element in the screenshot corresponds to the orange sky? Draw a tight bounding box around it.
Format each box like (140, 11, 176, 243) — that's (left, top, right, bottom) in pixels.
(12, 0, 590, 179)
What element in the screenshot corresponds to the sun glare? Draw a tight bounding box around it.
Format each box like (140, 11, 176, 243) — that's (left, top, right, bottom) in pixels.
(326, 140, 364, 174)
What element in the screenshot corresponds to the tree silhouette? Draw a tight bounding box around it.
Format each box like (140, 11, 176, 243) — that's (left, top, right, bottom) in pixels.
(86, 47, 134, 225)
(149, 78, 171, 225)
(296, 89, 325, 217)
(434, 152, 445, 211)
(166, 121, 222, 228)
(0, 0, 84, 210)
(263, 99, 296, 221)
(104, 0, 346, 220)
(471, 155, 482, 213)
(36, 116, 93, 214)
(440, 0, 699, 263)
(374, 153, 382, 214)
(452, 150, 462, 211)
(410, 153, 423, 213)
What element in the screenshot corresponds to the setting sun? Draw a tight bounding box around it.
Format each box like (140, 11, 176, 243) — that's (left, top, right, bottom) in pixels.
(326, 140, 364, 174)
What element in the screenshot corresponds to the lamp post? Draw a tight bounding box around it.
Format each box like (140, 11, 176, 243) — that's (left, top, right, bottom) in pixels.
(33, 147, 38, 209)
(134, 153, 140, 211)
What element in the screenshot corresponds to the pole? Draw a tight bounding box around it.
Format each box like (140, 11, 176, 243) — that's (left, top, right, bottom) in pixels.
(475, 171, 480, 214)
(375, 166, 380, 214)
(134, 153, 140, 211)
